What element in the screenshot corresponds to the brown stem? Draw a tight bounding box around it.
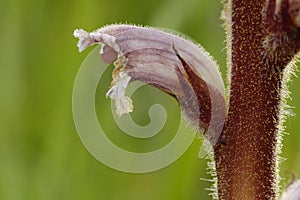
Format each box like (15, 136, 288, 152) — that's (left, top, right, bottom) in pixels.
(214, 0, 300, 199)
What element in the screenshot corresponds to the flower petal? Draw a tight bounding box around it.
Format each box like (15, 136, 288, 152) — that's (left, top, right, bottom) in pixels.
(281, 180, 300, 200)
(74, 24, 226, 145)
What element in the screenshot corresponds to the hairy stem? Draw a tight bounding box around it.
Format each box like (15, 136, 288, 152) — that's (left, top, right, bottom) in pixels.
(214, 0, 292, 199)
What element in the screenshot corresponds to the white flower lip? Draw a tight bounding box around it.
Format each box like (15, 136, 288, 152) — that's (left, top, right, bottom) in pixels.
(74, 28, 133, 116)
(106, 72, 133, 116)
(73, 29, 121, 54)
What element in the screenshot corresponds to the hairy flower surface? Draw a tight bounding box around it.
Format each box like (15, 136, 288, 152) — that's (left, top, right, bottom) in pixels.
(74, 24, 226, 145)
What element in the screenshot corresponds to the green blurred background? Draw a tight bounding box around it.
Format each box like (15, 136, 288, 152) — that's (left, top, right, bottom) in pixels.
(1, 0, 300, 199)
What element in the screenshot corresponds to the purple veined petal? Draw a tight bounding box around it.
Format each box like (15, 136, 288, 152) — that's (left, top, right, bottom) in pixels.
(74, 24, 226, 147)
(100, 25, 224, 96)
(281, 180, 300, 200)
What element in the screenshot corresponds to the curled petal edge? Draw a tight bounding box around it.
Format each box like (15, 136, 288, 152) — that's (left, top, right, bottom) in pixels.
(74, 24, 226, 150)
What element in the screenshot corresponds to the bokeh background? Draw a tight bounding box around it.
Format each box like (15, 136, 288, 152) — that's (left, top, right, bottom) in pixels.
(1, 0, 300, 199)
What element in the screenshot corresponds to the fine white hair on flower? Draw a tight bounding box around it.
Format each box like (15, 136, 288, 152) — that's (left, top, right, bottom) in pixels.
(74, 24, 227, 149)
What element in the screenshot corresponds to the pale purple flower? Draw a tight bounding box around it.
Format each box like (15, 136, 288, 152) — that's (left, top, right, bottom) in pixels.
(74, 24, 226, 145)
(281, 180, 300, 200)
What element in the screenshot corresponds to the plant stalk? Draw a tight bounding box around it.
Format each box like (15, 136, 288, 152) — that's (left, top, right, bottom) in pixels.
(214, 1, 284, 199)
